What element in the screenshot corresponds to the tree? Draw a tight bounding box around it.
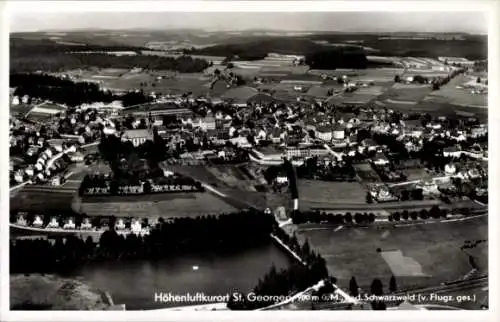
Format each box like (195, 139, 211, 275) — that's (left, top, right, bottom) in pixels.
(432, 82, 440, 91)
(394, 75, 401, 83)
(366, 192, 373, 204)
(389, 275, 397, 293)
(400, 190, 409, 201)
(302, 239, 311, 257)
(349, 276, 359, 297)
(370, 278, 384, 296)
(344, 213, 353, 223)
(477, 77, 481, 83)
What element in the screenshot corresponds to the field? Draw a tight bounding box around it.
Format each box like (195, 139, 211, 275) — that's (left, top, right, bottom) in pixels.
(10, 185, 79, 214)
(401, 168, 432, 181)
(354, 163, 381, 182)
(379, 85, 433, 104)
(295, 215, 488, 291)
(334, 85, 387, 105)
(424, 75, 487, 108)
(77, 192, 237, 219)
(298, 180, 366, 209)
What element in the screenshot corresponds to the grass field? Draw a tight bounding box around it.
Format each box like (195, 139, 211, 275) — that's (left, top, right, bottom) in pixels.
(379, 85, 433, 104)
(424, 75, 487, 108)
(10, 185, 78, 214)
(78, 192, 237, 219)
(354, 163, 381, 182)
(298, 180, 366, 208)
(295, 215, 488, 291)
(402, 168, 431, 181)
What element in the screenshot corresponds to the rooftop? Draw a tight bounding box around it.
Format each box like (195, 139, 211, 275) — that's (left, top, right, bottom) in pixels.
(122, 129, 153, 139)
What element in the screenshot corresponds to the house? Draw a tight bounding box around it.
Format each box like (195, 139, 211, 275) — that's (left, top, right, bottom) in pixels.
(332, 123, 346, 140)
(443, 146, 462, 158)
(63, 218, 76, 230)
(14, 170, 24, 183)
(315, 125, 332, 141)
(416, 180, 439, 195)
(33, 215, 44, 227)
(361, 139, 378, 151)
(131, 219, 143, 235)
(269, 128, 283, 144)
(372, 152, 390, 166)
(198, 117, 216, 131)
(370, 185, 397, 202)
(79, 218, 91, 230)
(51, 175, 64, 186)
(444, 163, 456, 175)
(121, 129, 154, 147)
(16, 214, 27, 226)
(47, 217, 60, 229)
(115, 219, 126, 230)
(470, 126, 487, 138)
(68, 151, 85, 162)
(274, 169, 289, 185)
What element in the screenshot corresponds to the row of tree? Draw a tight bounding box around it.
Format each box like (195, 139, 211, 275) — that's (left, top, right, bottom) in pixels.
(289, 205, 454, 225)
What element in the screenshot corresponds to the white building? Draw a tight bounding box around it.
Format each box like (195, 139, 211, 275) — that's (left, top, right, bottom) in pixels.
(131, 219, 143, 235)
(33, 216, 44, 227)
(315, 126, 332, 141)
(63, 218, 76, 230)
(47, 217, 60, 229)
(332, 124, 346, 140)
(444, 163, 457, 175)
(121, 129, 153, 147)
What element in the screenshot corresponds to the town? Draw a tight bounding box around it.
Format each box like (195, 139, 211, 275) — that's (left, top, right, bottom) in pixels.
(8, 18, 488, 313)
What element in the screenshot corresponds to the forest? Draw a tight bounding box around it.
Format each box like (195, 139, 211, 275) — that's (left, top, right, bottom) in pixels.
(11, 53, 210, 74)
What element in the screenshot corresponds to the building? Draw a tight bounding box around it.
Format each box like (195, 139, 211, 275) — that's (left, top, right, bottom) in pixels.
(443, 146, 462, 158)
(197, 117, 216, 131)
(444, 163, 457, 175)
(315, 125, 332, 141)
(63, 218, 76, 230)
(250, 147, 283, 164)
(115, 219, 126, 230)
(68, 151, 85, 162)
(47, 217, 60, 229)
(81, 218, 93, 230)
(121, 129, 154, 147)
(416, 180, 439, 195)
(332, 123, 346, 140)
(372, 152, 390, 166)
(33, 215, 44, 227)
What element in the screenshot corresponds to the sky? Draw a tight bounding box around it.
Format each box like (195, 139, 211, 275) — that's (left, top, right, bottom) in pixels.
(10, 12, 488, 34)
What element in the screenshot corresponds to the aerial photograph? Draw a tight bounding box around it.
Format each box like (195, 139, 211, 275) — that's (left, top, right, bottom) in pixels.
(7, 9, 488, 312)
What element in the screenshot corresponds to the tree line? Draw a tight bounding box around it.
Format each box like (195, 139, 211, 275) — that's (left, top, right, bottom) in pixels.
(11, 53, 209, 74)
(289, 205, 458, 225)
